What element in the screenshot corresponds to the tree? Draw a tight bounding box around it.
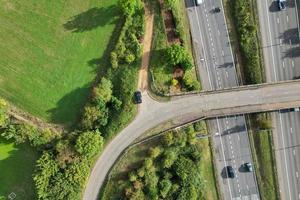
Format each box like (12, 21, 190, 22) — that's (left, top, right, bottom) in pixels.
(75, 130, 104, 158)
(162, 131, 174, 147)
(149, 147, 161, 158)
(92, 77, 113, 103)
(118, 0, 136, 16)
(34, 152, 59, 200)
(81, 104, 108, 130)
(165, 44, 193, 70)
(159, 179, 172, 198)
(125, 53, 135, 64)
(162, 148, 178, 168)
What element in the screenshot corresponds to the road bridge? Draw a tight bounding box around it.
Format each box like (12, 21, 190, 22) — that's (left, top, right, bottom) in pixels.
(83, 80, 300, 200)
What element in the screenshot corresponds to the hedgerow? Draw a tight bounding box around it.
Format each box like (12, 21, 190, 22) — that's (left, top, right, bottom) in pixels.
(231, 0, 262, 84)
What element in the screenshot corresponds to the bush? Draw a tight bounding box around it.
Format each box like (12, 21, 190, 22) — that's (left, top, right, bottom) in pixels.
(75, 130, 104, 158)
(232, 0, 262, 84)
(165, 44, 193, 70)
(110, 51, 118, 69)
(0, 98, 8, 127)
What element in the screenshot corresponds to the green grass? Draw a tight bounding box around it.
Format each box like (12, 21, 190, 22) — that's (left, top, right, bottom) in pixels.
(197, 138, 219, 200)
(0, 0, 121, 125)
(0, 138, 38, 200)
(250, 130, 279, 200)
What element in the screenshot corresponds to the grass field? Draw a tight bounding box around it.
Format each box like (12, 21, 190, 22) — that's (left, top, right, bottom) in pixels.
(0, 138, 38, 200)
(0, 0, 120, 125)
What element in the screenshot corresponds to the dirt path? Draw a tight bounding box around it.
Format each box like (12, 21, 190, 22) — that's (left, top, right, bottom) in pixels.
(138, 5, 154, 91)
(8, 105, 64, 133)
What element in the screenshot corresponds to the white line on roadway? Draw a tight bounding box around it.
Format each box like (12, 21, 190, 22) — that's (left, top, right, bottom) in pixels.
(192, 3, 213, 90)
(265, 0, 278, 81)
(279, 112, 292, 200)
(216, 118, 233, 199)
(277, 17, 280, 24)
(287, 15, 289, 23)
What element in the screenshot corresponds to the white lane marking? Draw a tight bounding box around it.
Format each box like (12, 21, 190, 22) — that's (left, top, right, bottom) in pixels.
(230, 140, 232, 145)
(296, 171, 299, 178)
(219, 0, 239, 85)
(287, 15, 289, 23)
(277, 17, 280, 24)
(292, 60, 295, 68)
(294, 149, 296, 156)
(265, 0, 278, 81)
(192, 3, 213, 89)
(299, 193, 300, 199)
(282, 61, 285, 68)
(247, 185, 249, 191)
(237, 135, 240, 141)
(291, 127, 293, 133)
(226, 71, 229, 78)
(216, 118, 233, 199)
(279, 112, 292, 200)
(222, 50, 224, 56)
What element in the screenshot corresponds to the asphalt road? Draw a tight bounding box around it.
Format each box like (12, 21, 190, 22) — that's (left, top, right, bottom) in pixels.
(83, 80, 300, 200)
(257, 0, 300, 199)
(185, 0, 259, 199)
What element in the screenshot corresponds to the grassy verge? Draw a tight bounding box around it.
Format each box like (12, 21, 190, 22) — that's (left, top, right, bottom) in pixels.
(247, 114, 280, 200)
(0, 0, 121, 125)
(100, 121, 218, 199)
(0, 138, 38, 200)
(149, 0, 200, 95)
(227, 0, 264, 84)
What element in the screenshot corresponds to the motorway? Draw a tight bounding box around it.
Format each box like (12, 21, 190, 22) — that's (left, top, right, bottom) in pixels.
(257, 0, 300, 199)
(185, 0, 259, 199)
(83, 80, 300, 200)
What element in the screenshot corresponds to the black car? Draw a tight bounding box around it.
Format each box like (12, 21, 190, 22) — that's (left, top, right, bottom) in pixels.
(214, 7, 221, 13)
(226, 166, 235, 178)
(134, 91, 142, 104)
(243, 162, 253, 172)
(278, 0, 286, 10)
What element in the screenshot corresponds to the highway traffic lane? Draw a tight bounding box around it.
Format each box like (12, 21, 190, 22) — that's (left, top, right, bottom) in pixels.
(186, 0, 261, 198)
(186, 0, 237, 90)
(257, 1, 300, 199)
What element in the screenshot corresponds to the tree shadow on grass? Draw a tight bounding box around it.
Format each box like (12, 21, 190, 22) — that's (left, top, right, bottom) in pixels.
(63, 6, 119, 33)
(46, 84, 92, 127)
(0, 139, 37, 200)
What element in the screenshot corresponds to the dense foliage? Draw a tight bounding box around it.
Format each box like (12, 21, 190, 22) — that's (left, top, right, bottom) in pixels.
(0, 98, 8, 127)
(231, 0, 262, 84)
(123, 128, 205, 200)
(0, 0, 145, 199)
(165, 44, 193, 71)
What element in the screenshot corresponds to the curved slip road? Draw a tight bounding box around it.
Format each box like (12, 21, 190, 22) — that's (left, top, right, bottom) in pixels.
(83, 80, 300, 200)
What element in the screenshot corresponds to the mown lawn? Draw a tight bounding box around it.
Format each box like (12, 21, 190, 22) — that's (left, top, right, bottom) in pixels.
(0, 0, 120, 125)
(0, 138, 38, 200)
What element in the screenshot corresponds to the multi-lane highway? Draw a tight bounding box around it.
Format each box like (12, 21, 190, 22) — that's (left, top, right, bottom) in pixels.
(185, 0, 259, 199)
(257, 0, 300, 199)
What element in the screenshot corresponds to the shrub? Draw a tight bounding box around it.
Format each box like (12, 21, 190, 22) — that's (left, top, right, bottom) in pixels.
(0, 98, 8, 127)
(165, 44, 193, 70)
(110, 51, 118, 69)
(75, 130, 104, 158)
(125, 53, 135, 64)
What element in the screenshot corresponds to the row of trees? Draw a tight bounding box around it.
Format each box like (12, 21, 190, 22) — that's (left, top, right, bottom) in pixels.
(231, 0, 262, 84)
(110, 0, 145, 68)
(123, 126, 205, 200)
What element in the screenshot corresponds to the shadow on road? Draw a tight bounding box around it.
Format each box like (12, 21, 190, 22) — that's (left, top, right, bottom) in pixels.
(279, 28, 299, 45)
(269, 1, 280, 12)
(217, 62, 233, 69)
(284, 46, 300, 58)
(185, 0, 196, 8)
(222, 124, 246, 136)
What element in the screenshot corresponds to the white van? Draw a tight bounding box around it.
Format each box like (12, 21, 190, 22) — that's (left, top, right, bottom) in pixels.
(195, 0, 203, 6)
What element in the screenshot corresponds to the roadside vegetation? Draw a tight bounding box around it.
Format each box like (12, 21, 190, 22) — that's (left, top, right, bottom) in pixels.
(100, 121, 218, 200)
(149, 0, 200, 95)
(0, 0, 121, 125)
(229, 0, 263, 84)
(247, 114, 280, 200)
(0, 0, 145, 199)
